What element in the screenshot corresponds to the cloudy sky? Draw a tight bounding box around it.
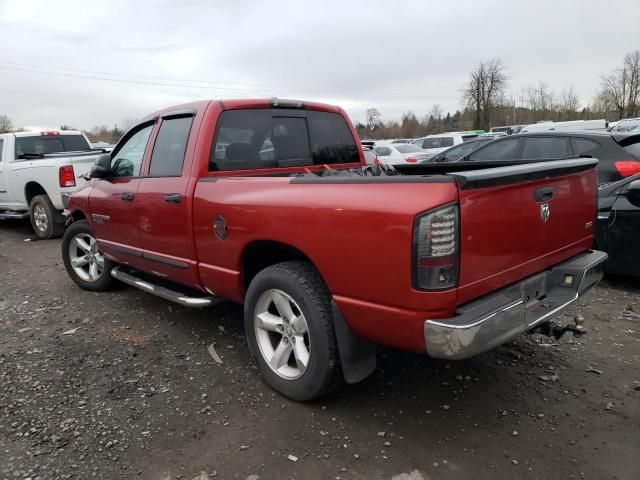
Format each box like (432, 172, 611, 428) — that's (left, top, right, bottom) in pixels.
(1, 0, 639, 130)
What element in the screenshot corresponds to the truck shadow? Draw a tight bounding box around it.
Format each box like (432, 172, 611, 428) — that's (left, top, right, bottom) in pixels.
(0, 218, 39, 240)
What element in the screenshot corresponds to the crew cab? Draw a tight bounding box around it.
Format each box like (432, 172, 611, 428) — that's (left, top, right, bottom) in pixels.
(0, 130, 103, 238)
(61, 99, 607, 400)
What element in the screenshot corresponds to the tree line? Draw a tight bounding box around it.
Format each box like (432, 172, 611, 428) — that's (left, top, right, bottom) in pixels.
(357, 50, 640, 139)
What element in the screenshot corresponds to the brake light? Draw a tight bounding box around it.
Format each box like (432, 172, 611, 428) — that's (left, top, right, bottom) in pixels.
(59, 165, 76, 187)
(41, 131, 60, 136)
(614, 161, 640, 177)
(413, 204, 459, 290)
(405, 156, 417, 163)
(373, 157, 380, 165)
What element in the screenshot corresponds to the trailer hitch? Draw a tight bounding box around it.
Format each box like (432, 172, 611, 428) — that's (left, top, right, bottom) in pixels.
(532, 315, 586, 340)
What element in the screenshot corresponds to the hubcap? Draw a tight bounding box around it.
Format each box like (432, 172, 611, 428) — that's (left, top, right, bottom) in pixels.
(33, 204, 48, 232)
(254, 289, 310, 380)
(68, 233, 105, 282)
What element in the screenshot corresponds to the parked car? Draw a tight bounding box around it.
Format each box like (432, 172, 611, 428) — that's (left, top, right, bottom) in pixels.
(596, 173, 640, 276)
(421, 135, 497, 163)
(609, 117, 640, 133)
(361, 141, 380, 165)
(450, 131, 640, 185)
(61, 98, 606, 401)
(0, 130, 105, 238)
(519, 119, 607, 133)
(374, 143, 429, 165)
(412, 132, 479, 156)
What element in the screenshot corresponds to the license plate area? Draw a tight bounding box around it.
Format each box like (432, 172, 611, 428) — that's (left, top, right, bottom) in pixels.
(520, 274, 546, 308)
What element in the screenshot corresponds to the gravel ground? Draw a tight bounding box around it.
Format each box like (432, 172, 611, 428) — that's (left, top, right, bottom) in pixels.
(1, 219, 639, 480)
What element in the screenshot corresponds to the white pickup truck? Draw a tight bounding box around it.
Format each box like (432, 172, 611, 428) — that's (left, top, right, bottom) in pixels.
(0, 130, 105, 238)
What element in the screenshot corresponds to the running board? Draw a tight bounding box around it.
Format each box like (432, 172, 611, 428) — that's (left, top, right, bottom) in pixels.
(111, 267, 219, 308)
(0, 211, 29, 220)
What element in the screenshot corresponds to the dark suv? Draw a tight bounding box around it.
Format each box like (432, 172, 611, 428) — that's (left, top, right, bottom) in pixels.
(452, 131, 640, 185)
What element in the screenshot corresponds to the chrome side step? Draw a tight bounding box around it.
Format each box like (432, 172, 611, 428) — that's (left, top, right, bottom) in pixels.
(111, 267, 219, 308)
(0, 211, 30, 220)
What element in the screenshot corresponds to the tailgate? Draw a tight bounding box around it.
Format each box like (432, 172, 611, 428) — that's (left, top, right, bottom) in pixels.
(68, 153, 102, 188)
(452, 158, 598, 305)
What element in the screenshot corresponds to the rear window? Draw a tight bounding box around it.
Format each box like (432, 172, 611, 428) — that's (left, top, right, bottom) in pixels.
(15, 134, 90, 158)
(374, 146, 393, 156)
(210, 109, 358, 171)
(421, 137, 454, 149)
(395, 144, 423, 154)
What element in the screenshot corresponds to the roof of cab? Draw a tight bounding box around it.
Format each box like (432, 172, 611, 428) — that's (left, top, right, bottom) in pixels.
(144, 98, 342, 120)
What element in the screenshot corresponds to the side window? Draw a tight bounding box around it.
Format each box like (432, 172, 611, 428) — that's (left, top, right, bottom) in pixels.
(307, 111, 359, 164)
(574, 138, 600, 155)
(374, 146, 392, 156)
(0, 139, 3, 162)
(521, 137, 571, 160)
(469, 138, 520, 161)
(111, 124, 154, 177)
(148, 116, 193, 176)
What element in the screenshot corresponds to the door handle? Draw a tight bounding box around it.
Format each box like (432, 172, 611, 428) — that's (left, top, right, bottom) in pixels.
(164, 193, 182, 204)
(121, 192, 135, 201)
(534, 186, 554, 202)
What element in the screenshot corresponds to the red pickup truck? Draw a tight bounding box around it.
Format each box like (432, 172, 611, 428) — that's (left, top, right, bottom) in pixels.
(61, 98, 607, 400)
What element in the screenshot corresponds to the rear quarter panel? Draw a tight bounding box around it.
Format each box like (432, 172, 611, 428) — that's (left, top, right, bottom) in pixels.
(192, 177, 459, 350)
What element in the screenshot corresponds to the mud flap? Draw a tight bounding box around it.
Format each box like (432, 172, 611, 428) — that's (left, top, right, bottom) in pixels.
(331, 301, 376, 384)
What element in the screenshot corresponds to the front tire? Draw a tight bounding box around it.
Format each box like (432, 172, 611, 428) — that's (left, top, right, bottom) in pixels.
(30, 194, 64, 239)
(61, 220, 115, 291)
(244, 261, 342, 401)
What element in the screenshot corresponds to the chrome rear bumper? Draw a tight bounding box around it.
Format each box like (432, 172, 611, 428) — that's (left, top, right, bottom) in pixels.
(424, 250, 607, 359)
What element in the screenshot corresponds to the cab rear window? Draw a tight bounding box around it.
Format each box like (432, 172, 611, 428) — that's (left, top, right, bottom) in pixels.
(15, 134, 91, 158)
(210, 109, 358, 171)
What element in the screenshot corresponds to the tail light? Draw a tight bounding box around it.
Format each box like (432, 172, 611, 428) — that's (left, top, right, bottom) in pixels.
(413, 203, 459, 290)
(59, 165, 76, 187)
(405, 156, 417, 163)
(373, 157, 380, 165)
(614, 161, 640, 177)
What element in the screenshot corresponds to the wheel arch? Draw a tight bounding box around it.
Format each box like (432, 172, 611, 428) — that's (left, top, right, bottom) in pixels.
(24, 181, 48, 206)
(241, 239, 376, 385)
(241, 240, 316, 292)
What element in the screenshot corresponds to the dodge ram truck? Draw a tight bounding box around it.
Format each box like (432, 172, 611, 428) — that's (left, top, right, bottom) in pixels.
(0, 130, 104, 238)
(61, 98, 607, 400)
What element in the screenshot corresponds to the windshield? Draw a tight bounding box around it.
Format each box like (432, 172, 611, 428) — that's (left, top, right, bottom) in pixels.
(395, 144, 423, 153)
(421, 137, 454, 149)
(15, 134, 91, 158)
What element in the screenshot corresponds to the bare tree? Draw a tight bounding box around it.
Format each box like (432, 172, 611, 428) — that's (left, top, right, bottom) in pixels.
(365, 108, 382, 131)
(559, 86, 580, 120)
(601, 50, 640, 119)
(0, 114, 13, 133)
(463, 58, 508, 130)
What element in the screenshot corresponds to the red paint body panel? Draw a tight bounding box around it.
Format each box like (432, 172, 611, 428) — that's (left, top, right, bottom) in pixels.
(456, 171, 597, 304)
(65, 98, 599, 354)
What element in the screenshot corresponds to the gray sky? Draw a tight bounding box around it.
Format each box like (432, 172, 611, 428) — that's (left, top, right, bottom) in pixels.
(1, 0, 639, 130)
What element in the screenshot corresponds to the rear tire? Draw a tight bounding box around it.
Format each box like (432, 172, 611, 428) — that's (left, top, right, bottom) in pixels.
(244, 261, 342, 401)
(61, 220, 115, 291)
(29, 194, 64, 239)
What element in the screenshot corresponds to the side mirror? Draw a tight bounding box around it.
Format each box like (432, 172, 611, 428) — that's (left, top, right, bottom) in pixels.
(626, 179, 640, 200)
(89, 154, 113, 179)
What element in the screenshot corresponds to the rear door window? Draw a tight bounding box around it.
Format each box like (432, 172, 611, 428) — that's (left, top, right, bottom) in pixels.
(468, 138, 520, 161)
(148, 116, 194, 176)
(521, 137, 571, 160)
(622, 137, 640, 159)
